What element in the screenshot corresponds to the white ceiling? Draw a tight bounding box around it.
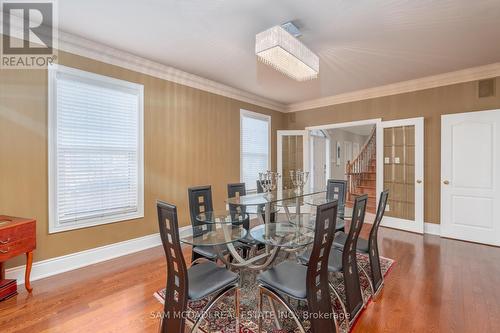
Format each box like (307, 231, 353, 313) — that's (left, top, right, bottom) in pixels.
(58, 0, 500, 105)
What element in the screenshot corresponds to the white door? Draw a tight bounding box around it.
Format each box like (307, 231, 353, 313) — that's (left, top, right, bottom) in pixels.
(380, 117, 424, 234)
(311, 135, 328, 189)
(441, 109, 500, 246)
(277, 130, 309, 190)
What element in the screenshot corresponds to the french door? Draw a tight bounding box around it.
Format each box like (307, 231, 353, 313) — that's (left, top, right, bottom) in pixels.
(380, 118, 424, 234)
(310, 134, 329, 190)
(441, 110, 500, 246)
(277, 130, 309, 190)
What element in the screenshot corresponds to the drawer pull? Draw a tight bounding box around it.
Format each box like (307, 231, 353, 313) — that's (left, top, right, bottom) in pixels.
(0, 238, 10, 244)
(0, 247, 10, 254)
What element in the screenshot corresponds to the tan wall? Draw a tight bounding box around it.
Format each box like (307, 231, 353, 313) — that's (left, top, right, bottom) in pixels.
(286, 77, 500, 225)
(0, 51, 285, 267)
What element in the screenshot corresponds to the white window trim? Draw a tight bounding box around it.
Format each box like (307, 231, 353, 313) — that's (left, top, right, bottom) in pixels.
(240, 109, 272, 192)
(48, 64, 144, 233)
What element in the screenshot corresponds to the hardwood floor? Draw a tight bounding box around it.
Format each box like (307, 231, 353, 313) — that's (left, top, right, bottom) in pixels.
(1, 225, 500, 333)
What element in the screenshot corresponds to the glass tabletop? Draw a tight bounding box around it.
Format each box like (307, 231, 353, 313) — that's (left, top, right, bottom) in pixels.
(250, 223, 315, 248)
(303, 194, 353, 218)
(288, 213, 347, 231)
(196, 210, 249, 224)
(227, 187, 326, 207)
(228, 204, 280, 215)
(181, 224, 247, 246)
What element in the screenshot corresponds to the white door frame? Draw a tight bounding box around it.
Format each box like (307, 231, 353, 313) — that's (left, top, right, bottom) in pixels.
(277, 130, 310, 191)
(306, 119, 384, 218)
(381, 117, 424, 234)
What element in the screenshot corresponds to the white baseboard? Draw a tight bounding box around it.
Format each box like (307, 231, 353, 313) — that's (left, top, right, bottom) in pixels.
(424, 222, 441, 236)
(6, 226, 192, 286)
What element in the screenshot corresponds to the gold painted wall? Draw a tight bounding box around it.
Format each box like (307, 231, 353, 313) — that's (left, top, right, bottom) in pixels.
(0, 51, 285, 266)
(286, 77, 500, 225)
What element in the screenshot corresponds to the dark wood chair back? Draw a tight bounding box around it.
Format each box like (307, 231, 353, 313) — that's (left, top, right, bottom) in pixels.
(227, 183, 246, 198)
(368, 190, 389, 291)
(256, 180, 265, 193)
(157, 200, 188, 333)
(326, 179, 347, 207)
(227, 183, 250, 230)
(188, 185, 214, 236)
(342, 194, 368, 320)
(306, 201, 339, 333)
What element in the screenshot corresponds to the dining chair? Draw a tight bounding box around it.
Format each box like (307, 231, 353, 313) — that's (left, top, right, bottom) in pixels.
(326, 179, 347, 206)
(256, 201, 339, 333)
(188, 185, 247, 264)
(188, 185, 218, 263)
(227, 182, 249, 230)
(333, 190, 389, 296)
(157, 200, 240, 333)
(326, 179, 348, 231)
(299, 194, 368, 330)
(227, 183, 262, 253)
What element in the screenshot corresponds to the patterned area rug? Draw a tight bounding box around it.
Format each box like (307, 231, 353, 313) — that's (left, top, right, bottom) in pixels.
(154, 253, 395, 333)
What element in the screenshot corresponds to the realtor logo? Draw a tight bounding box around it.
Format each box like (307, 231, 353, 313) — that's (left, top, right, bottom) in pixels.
(1, 0, 58, 68)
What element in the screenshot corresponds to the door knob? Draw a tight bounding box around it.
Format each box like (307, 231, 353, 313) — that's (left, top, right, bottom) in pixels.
(416, 180, 422, 184)
(443, 180, 450, 185)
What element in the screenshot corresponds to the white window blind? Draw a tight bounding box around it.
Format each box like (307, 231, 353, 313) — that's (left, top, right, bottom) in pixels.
(240, 110, 270, 191)
(48, 64, 144, 233)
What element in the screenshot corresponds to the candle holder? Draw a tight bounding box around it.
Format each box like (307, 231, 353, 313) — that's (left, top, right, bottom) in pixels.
(258, 171, 281, 199)
(290, 169, 309, 193)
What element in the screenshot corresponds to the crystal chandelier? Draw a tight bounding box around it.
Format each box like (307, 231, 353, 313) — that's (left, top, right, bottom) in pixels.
(255, 24, 319, 81)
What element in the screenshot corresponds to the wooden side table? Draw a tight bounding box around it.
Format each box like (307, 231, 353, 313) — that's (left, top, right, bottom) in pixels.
(0, 216, 36, 292)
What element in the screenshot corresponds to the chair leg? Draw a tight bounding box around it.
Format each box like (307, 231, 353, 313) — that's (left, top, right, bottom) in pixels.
(258, 288, 263, 333)
(372, 257, 385, 299)
(191, 285, 237, 333)
(235, 287, 240, 333)
(158, 317, 162, 333)
(329, 281, 349, 332)
(267, 295, 282, 330)
(260, 286, 306, 333)
(358, 263, 375, 298)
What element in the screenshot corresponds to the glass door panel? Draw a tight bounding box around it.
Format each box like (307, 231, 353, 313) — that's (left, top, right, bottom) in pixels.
(383, 126, 415, 220)
(282, 135, 303, 189)
(381, 118, 423, 234)
(277, 131, 309, 210)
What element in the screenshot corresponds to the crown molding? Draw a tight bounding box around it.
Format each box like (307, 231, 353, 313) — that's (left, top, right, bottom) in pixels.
(287, 62, 500, 113)
(56, 31, 287, 112)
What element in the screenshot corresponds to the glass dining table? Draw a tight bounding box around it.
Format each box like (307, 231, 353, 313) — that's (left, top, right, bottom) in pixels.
(180, 187, 331, 270)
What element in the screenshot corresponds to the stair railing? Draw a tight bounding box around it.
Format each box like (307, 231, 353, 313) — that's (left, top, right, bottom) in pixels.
(346, 127, 376, 197)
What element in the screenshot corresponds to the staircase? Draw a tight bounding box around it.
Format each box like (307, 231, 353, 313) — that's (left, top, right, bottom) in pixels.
(346, 127, 377, 213)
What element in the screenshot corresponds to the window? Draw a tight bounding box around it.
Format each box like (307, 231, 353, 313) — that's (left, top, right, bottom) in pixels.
(240, 110, 271, 191)
(48, 64, 144, 233)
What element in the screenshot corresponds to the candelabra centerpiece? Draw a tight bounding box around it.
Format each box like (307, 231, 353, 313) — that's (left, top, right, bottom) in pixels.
(258, 171, 281, 199)
(290, 169, 309, 193)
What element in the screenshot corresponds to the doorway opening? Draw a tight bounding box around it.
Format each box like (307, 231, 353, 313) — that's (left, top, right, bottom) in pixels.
(278, 117, 423, 233)
(312, 124, 377, 213)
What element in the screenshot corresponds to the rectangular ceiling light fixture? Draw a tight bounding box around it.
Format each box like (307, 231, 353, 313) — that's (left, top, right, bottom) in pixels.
(256, 25, 319, 81)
